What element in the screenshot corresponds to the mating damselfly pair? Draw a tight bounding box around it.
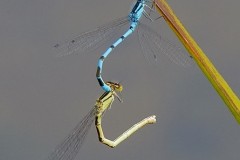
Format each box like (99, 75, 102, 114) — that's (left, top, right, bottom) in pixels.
(46, 0, 193, 160)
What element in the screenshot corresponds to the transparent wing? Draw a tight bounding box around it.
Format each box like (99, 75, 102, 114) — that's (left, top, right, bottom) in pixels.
(46, 107, 96, 160)
(137, 23, 193, 67)
(54, 16, 129, 57)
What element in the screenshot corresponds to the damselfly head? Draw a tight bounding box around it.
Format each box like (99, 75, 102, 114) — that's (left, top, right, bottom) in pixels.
(106, 81, 123, 92)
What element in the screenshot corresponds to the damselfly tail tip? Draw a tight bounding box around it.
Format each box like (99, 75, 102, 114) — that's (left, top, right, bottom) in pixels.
(147, 115, 157, 124)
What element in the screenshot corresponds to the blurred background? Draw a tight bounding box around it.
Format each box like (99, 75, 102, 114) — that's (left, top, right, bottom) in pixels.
(0, 0, 239, 159)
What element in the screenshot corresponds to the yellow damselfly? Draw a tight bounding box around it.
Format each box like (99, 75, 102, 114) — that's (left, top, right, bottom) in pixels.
(46, 82, 156, 160)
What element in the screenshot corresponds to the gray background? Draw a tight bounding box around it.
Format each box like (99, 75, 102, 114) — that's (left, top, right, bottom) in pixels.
(0, 0, 240, 160)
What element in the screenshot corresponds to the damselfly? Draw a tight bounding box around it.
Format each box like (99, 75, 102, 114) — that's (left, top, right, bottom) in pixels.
(54, 0, 193, 92)
(46, 82, 156, 160)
